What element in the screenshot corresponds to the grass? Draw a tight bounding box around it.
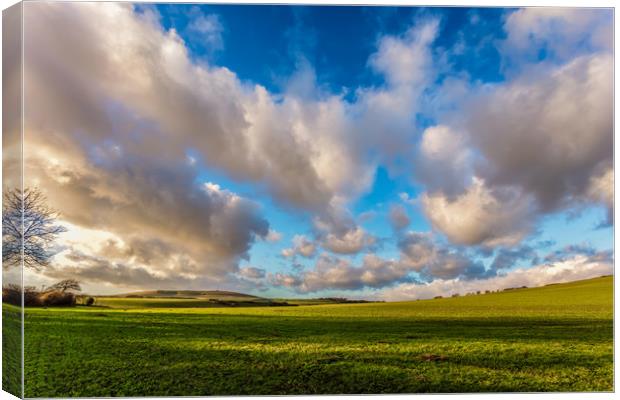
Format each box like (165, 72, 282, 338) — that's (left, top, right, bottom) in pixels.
(95, 297, 270, 309)
(12, 275, 613, 396)
(2, 303, 21, 397)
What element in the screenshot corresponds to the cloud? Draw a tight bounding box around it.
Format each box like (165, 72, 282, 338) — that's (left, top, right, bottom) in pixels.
(270, 253, 414, 292)
(272, 231, 488, 293)
(389, 204, 410, 230)
(415, 125, 472, 197)
(311, 205, 378, 255)
(467, 54, 613, 213)
(397, 232, 487, 280)
(501, 8, 612, 68)
(25, 139, 270, 284)
(422, 178, 537, 247)
(381, 249, 612, 301)
(413, 10, 612, 248)
(264, 229, 283, 243)
(347, 18, 440, 172)
(186, 12, 224, 51)
(17, 4, 612, 293)
(43, 250, 197, 290)
(20, 2, 404, 289)
(489, 245, 539, 270)
(23, 2, 376, 215)
(238, 266, 266, 280)
(585, 167, 614, 225)
(321, 226, 377, 255)
(281, 235, 316, 259)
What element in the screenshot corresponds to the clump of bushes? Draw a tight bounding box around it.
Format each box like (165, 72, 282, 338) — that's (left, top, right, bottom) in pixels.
(2, 285, 47, 306)
(38, 291, 76, 306)
(2, 284, 23, 306)
(2, 279, 83, 307)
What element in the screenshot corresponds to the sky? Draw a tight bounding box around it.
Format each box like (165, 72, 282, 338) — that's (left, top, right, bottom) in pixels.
(5, 3, 613, 299)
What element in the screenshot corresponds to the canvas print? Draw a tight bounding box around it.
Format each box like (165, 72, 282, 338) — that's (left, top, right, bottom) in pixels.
(2, 2, 614, 397)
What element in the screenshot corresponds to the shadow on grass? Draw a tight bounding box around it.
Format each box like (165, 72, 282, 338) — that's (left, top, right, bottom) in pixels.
(23, 311, 613, 397)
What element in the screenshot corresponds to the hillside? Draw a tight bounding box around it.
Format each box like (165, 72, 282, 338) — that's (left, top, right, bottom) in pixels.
(114, 289, 264, 301)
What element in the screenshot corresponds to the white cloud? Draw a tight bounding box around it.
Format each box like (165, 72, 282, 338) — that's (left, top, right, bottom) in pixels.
(585, 167, 614, 225)
(381, 251, 612, 301)
(271, 231, 487, 293)
(502, 8, 612, 67)
(416, 125, 472, 196)
(264, 229, 283, 243)
(238, 266, 266, 280)
(417, 54, 612, 247)
(422, 178, 537, 247)
(187, 13, 224, 50)
(281, 235, 316, 259)
(322, 226, 376, 255)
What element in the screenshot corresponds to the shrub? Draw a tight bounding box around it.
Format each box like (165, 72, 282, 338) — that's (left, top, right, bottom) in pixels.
(25, 287, 43, 306)
(3, 286, 78, 307)
(85, 297, 95, 306)
(2, 284, 22, 306)
(38, 290, 75, 306)
(2, 285, 46, 306)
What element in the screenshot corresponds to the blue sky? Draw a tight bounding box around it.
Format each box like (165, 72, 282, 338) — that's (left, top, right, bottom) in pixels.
(20, 3, 613, 299)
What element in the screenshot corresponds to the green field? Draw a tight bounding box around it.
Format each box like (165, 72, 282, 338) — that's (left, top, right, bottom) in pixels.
(12, 276, 614, 396)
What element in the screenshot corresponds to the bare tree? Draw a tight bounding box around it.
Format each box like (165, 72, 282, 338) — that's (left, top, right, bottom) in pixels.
(3, 188, 66, 270)
(47, 279, 81, 293)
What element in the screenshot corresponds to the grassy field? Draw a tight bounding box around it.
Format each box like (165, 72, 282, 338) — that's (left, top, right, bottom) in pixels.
(13, 276, 614, 396)
(2, 303, 21, 397)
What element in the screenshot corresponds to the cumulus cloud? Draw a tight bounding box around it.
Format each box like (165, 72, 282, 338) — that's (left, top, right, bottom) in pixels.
(20, 2, 408, 289)
(186, 12, 224, 51)
(421, 178, 537, 247)
(270, 253, 413, 292)
(389, 204, 410, 230)
(501, 8, 612, 68)
(381, 249, 612, 301)
(321, 226, 377, 255)
(419, 52, 612, 247)
(23, 2, 376, 215)
(415, 125, 472, 196)
(238, 266, 266, 280)
(397, 232, 487, 280)
(355, 18, 440, 168)
(264, 229, 283, 243)
(585, 167, 614, 225)
(16, 3, 612, 293)
(413, 10, 612, 248)
(467, 54, 613, 212)
(311, 206, 378, 255)
(281, 235, 316, 259)
(271, 231, 488, 293)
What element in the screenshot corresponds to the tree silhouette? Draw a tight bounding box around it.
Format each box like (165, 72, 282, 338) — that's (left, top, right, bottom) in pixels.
(2, 188, 66, 270)
(47, 279, 81, 293)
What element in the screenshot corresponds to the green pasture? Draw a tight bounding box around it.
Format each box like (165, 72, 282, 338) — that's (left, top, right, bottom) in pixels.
(7, 276, 614, 396)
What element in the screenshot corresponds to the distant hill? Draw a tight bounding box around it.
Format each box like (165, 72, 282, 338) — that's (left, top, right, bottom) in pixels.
(113, 290, 264, 301)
